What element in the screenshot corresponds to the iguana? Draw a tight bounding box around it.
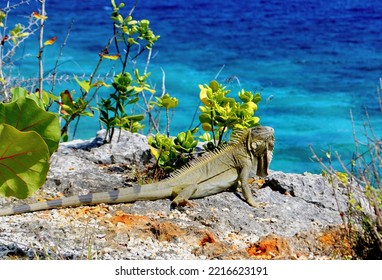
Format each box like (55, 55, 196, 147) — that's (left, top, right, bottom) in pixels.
(0, 126, 274, 216)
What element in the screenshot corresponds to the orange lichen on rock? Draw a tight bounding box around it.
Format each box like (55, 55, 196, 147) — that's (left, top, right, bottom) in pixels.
(246, 234, 291, 259)
(199, 231, 217, 246)
(317, 227, 352, 257)
(110, 211, 151, 228)
(109, 211, 186, 242)
(75, 205, 109, 217)
(151, 221, 186, 242)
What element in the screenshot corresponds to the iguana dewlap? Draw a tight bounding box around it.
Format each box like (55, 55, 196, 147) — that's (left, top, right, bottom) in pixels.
(0, 126, 274, 216)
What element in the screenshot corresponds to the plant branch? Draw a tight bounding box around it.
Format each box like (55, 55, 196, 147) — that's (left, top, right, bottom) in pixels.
(50, 18, 74, 96)
(37, 0, 46, 99)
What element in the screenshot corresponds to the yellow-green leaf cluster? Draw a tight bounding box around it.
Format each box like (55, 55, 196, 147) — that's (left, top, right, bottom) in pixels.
(0, 10, 5, 27)
(10, 23, 29, 44)
(198, 80, 261, 144)
(151, 93, 178, 109)
(111, 1, 159, 50)
(148, 130, 198, 174)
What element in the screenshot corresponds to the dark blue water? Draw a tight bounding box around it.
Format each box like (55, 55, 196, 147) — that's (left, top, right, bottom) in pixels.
(3, 0, 382, 173)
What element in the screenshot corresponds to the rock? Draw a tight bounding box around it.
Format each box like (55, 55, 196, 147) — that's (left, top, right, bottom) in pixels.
(0, 130, 365, 260)
(43, 129, 153, 196)
(60, 129, 153, 165)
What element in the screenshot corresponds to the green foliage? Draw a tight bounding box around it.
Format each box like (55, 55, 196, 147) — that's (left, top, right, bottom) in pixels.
(1, 0, 161, 142)
(60, 90, 93, 118)
(147, 80, 263, 175)
(173, 130, 198, 153)
(151, 93, 179, 110)
(148, 130, 198, 175)
(59, 89, 94, 133)
(9, 23, 29, 44)
(111, 0, 160, 51)
(0, 10, 5, 27)
(59, 76, 111, 141)
(151, 92, 179, 137)
(312, 87, 382, 258)
(198, 80, 261, 147)
(10, 86, 60, 112)
(98, 71, 154, 141)
(0, 124, 50, 199)
(322, 169, 348, 186)
(0, 95, 60, 199)
(0, 96, 60, 156)
(96, 1, 159, 142)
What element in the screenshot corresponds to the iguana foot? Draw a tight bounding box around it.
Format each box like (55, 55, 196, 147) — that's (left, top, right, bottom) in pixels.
(170, 199, 198, 210)
(247, 201, 267, 208)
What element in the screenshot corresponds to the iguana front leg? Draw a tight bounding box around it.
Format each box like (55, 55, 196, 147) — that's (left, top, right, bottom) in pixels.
(239, 160, 264, 208)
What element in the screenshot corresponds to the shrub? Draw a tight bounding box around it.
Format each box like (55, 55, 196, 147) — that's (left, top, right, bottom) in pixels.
(311, 81, 382, 259)
(198, 80, 261, 148)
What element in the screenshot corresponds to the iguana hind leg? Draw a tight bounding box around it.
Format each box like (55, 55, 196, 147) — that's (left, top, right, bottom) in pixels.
(171, 184, 198, 207)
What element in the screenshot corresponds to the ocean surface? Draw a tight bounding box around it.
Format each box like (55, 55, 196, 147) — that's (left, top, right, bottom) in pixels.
(3, 0, 382, 173)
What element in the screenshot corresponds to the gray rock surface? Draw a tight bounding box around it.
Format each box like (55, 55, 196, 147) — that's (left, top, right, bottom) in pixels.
(0, 130, 361, 260)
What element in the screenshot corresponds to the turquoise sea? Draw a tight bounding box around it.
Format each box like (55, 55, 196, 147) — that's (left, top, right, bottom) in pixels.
(4, 0, 382, 173)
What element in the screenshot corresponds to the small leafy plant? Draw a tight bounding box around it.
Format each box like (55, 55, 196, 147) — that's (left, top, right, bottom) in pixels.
(148, 130, 198, 176)
(98, 70, 155, 142)
(150, 92, 179, 137)
(97, 0, 159, 143)
(311, 81, 382, 259)
(198, 80, 261, 148)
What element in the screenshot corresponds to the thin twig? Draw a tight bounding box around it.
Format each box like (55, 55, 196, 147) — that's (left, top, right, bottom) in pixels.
(50, 18, 74, 95)
(128, 0, 140, 16)
(214, 64, 225, 80)
(37, 0, 46, 99)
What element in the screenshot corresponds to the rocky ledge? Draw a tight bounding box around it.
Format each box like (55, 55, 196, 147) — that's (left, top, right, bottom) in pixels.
(0, 130, 366, 259)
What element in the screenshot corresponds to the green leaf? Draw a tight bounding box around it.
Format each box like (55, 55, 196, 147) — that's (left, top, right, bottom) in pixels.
(0, 124, 50, 198)
(0, 97, 60, 156)
(199, 113, 211, 124)
(238, 89, 253, 103)
(161, 94, 178, 109)
(202, 123, 213, 131)
(209, 80, 220, 92)
(62, 133, 69, 142)
(126, 114, 145, 122)
(215, 115, 227, 123)
(10, 87, 29, 101)
(28, 94, 46, 110)
(199, 132, 212, 142)
(61, 90, 74, 107)
(127, 97, 140, 104)
(61, 104, 74, 115)
(74, 75, 91, 93)
(253, 93, 261, 103)
(11, 87, 45, 109)
(80, 111, 94, 117)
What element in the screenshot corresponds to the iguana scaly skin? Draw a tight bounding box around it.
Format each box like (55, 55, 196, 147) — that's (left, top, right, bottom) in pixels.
(0, 126, 274, 216)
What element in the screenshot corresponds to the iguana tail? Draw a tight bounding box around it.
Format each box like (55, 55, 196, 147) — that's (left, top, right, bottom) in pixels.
(0, 183, 172, 216)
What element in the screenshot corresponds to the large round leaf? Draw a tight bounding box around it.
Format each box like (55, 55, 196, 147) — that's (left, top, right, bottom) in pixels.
(0, 124, 50, 198)
(0, 97, 60, 155)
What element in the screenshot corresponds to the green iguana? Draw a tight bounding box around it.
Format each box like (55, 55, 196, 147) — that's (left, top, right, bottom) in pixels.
(0, 126, 274, 216)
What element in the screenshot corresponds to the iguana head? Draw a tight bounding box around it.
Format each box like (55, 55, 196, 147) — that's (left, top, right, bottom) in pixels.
(249, 126, 275, 177)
